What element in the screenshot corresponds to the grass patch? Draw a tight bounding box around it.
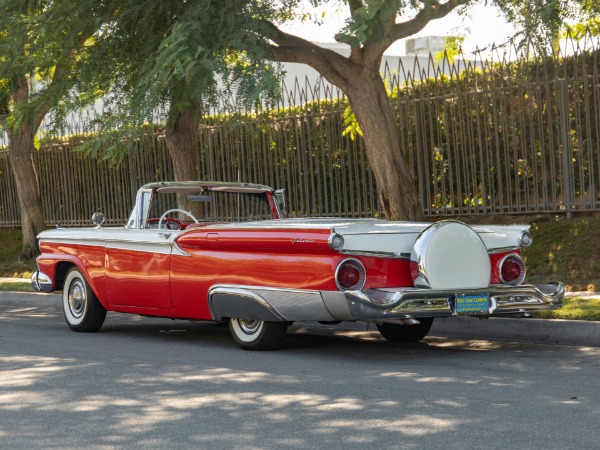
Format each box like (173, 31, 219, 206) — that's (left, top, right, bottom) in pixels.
(521, 216, 600, 292)
(533, 297, 600, 321)
(0, 282, 33, 292)
(0, 229, 36, 278)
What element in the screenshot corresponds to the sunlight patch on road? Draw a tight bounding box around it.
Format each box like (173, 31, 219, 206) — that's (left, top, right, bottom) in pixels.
(321, 415, 467, 436)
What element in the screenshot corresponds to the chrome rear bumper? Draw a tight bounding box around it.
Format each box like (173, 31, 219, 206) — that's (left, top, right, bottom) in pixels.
(208, 282, 565, 323)
(338, 282, 565, 321)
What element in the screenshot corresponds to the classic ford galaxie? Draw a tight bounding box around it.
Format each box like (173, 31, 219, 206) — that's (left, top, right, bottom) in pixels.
(33, 181, 565, 350)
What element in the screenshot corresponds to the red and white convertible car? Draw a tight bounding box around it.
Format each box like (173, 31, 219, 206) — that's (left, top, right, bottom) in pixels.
(33, 181, 564, 350)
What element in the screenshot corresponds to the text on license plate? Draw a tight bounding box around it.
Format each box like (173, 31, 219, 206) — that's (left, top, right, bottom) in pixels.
(455, 294, 489, 315)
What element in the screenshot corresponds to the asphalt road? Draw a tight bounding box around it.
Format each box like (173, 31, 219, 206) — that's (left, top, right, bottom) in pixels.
(1, 293, 599, 450)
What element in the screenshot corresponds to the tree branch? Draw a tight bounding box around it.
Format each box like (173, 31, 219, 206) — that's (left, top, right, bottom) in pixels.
(360, 0, 468, 67)
(389, 0, 469, 42)
(265, 21, 356, 90)
(348, 0, 364, 17)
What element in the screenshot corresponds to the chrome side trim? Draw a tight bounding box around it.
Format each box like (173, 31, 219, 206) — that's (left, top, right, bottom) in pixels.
(487, 246, 522, 254)
(39, 234, 188, 256)
(337, 249, 411, 259)
(209, 286, 286, 322)
(208, 285, 335, 322)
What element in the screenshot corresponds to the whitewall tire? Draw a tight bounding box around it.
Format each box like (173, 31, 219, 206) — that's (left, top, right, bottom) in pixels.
(62, 267, 106, 332)
(228, 318, 288, 351)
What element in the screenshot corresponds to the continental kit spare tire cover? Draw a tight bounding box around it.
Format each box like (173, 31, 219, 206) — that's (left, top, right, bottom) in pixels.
(410, 221, 491, 290)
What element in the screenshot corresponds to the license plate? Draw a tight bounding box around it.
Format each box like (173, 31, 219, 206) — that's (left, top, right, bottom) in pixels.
(455, 294, 489, 315)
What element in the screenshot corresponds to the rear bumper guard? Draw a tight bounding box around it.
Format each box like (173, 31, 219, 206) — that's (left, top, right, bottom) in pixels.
(341, 282, 565, 321)
(208, 282, 565, 323)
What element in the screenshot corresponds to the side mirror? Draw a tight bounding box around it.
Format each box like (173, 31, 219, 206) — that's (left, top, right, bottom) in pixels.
(92, 211, 105, 228)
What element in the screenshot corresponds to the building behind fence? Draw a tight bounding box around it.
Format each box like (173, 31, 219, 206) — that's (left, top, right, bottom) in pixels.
(1, 40, 600, 227)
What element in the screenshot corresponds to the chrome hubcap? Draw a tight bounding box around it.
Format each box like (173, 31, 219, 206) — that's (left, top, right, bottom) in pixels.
(237, 319, 261, 335)
(68, 280, 86, 319)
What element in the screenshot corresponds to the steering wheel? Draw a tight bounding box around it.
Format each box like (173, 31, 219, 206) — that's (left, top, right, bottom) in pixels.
(158, 209, 198, 230)
(147, 217, 181, 230)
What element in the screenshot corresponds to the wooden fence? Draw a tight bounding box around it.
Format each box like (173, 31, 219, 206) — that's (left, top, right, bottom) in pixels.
(1, 38, 600, 227)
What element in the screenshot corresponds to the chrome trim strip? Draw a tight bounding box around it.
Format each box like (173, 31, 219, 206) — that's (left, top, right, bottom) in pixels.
(487, 246, 522, 254)
(209, 284, 321, 295)
(40, 235, 188, 256)
(337, 249, 411, 259)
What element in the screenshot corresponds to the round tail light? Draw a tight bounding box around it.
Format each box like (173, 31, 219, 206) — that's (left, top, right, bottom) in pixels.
(335, 258, 366, 291)
(499, 254, 526, 285)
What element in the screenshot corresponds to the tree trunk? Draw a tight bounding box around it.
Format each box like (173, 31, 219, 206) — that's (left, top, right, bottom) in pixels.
(165, 105, 202, 215)
(165, 106, 201, 182)
(8, 126, 46, 260)
(345, 68, 425, 221)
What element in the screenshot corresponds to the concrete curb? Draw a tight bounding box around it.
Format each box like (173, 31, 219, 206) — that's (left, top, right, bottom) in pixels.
(2, 291, 600, 347)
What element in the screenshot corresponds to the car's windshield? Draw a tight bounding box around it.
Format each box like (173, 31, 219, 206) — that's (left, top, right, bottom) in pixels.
(128, 187, 275, 229)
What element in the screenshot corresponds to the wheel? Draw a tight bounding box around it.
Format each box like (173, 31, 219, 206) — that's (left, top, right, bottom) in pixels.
(376, 318, 434, 343)
(62, 267, 107, 332)
(228, 318, 288, 350)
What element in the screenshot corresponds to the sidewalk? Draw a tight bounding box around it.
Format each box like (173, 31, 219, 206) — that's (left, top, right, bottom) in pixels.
(0, 277, 30, 283)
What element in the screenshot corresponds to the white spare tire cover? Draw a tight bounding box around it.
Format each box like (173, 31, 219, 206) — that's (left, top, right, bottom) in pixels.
(410, 221, 491, 290)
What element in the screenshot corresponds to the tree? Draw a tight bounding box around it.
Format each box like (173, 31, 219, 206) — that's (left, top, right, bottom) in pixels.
(257, 0, 599, 220)
(68, 0, 279, 204)
(0, 0, 114, 258)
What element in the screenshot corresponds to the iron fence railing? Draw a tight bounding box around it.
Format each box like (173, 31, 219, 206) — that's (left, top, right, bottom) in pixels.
(1, 38, 599, 227)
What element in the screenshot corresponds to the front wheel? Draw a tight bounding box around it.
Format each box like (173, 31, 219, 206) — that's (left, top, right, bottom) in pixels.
(228, 318, 288, 350)
(62, 267, 107, 332)
(376, 318, 434, 343)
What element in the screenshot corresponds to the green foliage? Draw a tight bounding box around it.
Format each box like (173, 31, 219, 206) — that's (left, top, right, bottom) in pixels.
(563, 18, 600, 40)
(0, 0, 115, 135)
(336, 0, 401, 46)
(342, 106, 362, 139)
(65, 0, 284, 159)
(434, 36, 465, 64)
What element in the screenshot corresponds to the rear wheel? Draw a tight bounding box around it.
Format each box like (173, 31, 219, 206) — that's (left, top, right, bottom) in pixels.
(62, 267, 106, 332)
(228, 318, 288, 350)
(376, 318, 433, 343)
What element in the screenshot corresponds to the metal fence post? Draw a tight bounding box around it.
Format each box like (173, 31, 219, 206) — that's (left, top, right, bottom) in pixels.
(559, 79, 575, 219)
(413, 101, 428, 212)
